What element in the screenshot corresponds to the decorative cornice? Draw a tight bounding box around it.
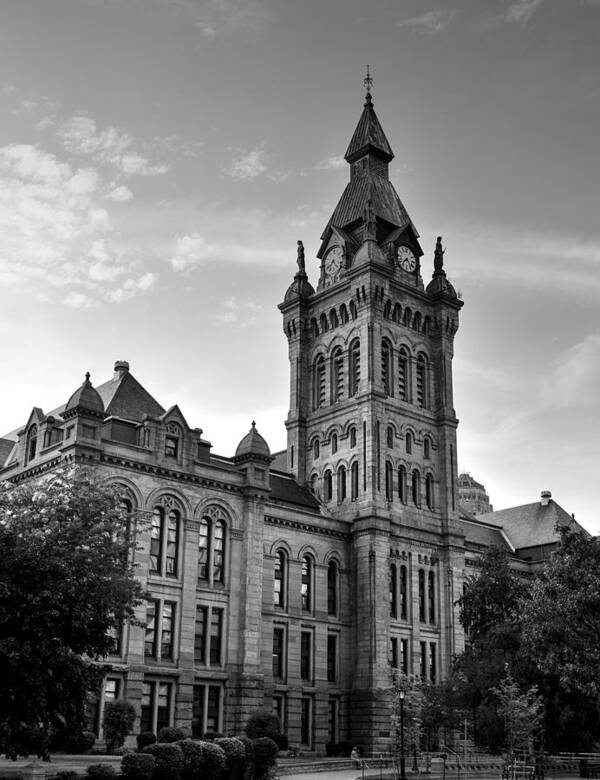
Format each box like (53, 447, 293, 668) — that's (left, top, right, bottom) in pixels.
(264, 514, 350, 541)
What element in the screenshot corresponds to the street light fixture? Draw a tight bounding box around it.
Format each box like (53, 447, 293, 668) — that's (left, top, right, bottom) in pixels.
(399, 690, 407, 780)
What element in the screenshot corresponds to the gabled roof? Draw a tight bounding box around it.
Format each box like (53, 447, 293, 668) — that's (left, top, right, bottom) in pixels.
(270, 472, 321, 511)
(460, 515, 513, 553)
(477, 498, 582, 550)
(95, 371, 165, 422)
(345, 96, 394, 163)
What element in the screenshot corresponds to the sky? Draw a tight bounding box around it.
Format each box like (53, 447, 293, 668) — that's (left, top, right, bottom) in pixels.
(0, 0, 599, 531)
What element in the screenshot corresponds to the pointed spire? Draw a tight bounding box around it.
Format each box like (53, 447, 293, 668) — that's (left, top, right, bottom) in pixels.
(345, 68, 394, 164)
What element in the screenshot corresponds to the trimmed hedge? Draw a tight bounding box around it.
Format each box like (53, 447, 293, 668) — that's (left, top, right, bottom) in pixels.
(215, 737, 246, 779)
(122, 753, 156, 780)
(177, 739, 226, 780)
(236, 735, 255, 780)
(142, 743, 184, 780)
(136, 732, 157, 751)
(86, 766, 117, 780)
(252, 737, 278, 780)
(157, 728, 186, 744)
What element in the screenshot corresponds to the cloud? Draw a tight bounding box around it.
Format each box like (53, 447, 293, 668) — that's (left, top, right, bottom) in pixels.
(541, 334, 600, 410)
(0, 143, 155, 305)
(106, 184, 134, 202)
(503, 0, 544, 24)
(58, 114, 169, 176)
(225, 144, 268, 180)
(397, 9, 454, 33)
(216, 296, 262, 324)
(315, 155, 346, 171)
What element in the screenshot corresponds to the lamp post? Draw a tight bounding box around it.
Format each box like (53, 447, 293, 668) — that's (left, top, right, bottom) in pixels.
(399, 690, 407, 780)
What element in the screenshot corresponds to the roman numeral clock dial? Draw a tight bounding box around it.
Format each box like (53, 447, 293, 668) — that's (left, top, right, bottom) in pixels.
(397, 245, 416, 272)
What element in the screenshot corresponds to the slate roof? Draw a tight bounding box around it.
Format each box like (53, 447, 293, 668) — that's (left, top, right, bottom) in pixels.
(270, 472, 321, 511)
(477, 498, 581, 550)
(345, 98, 394, 163)
(271, 450, 287, 471)
(460, 516, 512, 552)
(0, 438, 15, 467)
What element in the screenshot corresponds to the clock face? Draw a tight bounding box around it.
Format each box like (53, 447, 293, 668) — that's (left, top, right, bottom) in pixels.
(397, 245, 416, 272)
(324, 245, 343, 282)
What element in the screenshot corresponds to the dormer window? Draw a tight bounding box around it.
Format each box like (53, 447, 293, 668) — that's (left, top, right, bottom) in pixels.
(27, 425, 38, 462)
(165, 436, 178, 458)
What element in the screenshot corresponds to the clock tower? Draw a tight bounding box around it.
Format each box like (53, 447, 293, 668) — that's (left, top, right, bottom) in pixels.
(279, 75, 465, 750)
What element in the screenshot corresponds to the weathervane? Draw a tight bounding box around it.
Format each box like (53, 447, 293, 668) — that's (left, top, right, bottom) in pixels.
(364, 65, 373, 104)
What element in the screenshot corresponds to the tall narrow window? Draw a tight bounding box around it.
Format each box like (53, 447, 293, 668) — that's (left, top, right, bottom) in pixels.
(383, 299, 392, 319)
(390, 637, 399, 668)
(429, 643, 437, 683)
(328, 699, 339, 744)
(398, 466, 407, 504)
(273, 627, 285, 679)
(349, 426, 357, 448)
(300, 631, 312, 681)
(313, 356, 326, 409)
(274, 550, 287, 608)
(192, 684, 222, 738)
(418, 569, 425, 622)
(27, 424, 38, 462)
(320, 313, 328, 333)
(424, 437, 431, 459)
(145, 601, 158, 658)
(416, 354, 428, 408)
(351, 461, 359, 500)
(150, 509, 164, 574)
(398, 347, 409, 401)
(213, 520, 225, 582)
(412, 470, 421, 506)
(313, 439, 320, 460)
(300, 698, 312, 746)
(349, 338, 360, 397)
(151, 500, 181, 578)
(301, 555, 312, 612)
(340, 303, 348, 323)
(194, 606, 208, 664)
(390, 564, 397, 619)
(401, 638, 409, 675)
(420, 642, 427, 678)
(385, 461, 393, 501)
(331, 347, 344, 402)
(406, 432, 412, 454)
(198, 518, 209, 581)
(161, 602, 175, 660)
(349, 301, 358, 320)
(381, 339, 392, 396)
(324, 470, 333, 502)
(209, 608, 223, 665)
(337, 466, 346, 502)
(165, 510, 179, 576)
(426, 474, 434, 511)
(327, 634, 337, 682)
(428, 571, 435, 624)
(327, 561, 338, 616)
(331, 433, 338, 454)
(198, 507, 228, 586)
(400, 565, 408, 620)
(387, 425, 394, 448)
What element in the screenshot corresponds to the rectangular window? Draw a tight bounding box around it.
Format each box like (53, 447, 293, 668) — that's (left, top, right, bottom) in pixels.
(430, 642, 437, 683)
(273, 627, 285, 680)
(161, 602, 175, 660)
(300, 631, 312, 682)
(300, 697, 312, 746)
(140, 682, 153, 734)
(390, 637, 398, 668)
(418, 569, 426, 622)
(327, 634, 337, 683)
(428, 571, 435, 624)
(192, 683, 222, 738)
(145, 601, 158, 659)
(401, 638, 409, 675)
(194, 606, 208, 665)
(156, 682, 171, 733)
(209, 608, 223, 666)
(420, 641, 427, 679)
(328, 698, 339, 744)
(150, 511, 163, 573)
(400, 566, 408, 621)
(141, 680, 172, 734)
(165, 436, 178, 458)
(165, 513, 179, 577)
(104, 678, 120, 701)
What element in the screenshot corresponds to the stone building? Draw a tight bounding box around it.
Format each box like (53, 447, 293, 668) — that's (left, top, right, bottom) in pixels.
(0, 85, 582, 753)
(458, 472, 494, 515)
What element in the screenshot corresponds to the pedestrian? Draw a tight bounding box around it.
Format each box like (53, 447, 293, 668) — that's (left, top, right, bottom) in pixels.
(351, 746, 361, 768)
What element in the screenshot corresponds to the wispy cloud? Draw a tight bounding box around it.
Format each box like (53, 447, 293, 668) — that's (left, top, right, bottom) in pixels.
(58, 114, 169, 176)
(541, 334, 600, 410)
(314, 155, 345, 171)
(168, 226, 282, 272)
(397, 9, 454, 33)
(503, 0, 544, 24)
(216, 296, 262, 324)
(224, 143, 268, 180)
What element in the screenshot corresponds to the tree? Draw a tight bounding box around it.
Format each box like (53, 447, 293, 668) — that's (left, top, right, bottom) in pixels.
(0, 467, 144, 758)
(103, 699, 136, 753)
(520, 527, 600, 697)
(493, 668, 544, 761)
(389, 672, 421, 762)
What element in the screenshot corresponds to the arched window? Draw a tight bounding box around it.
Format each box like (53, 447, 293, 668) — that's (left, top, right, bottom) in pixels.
(327, 561, 338, 616)
(301, 555, 313, 611)
(331, 433, 338, 454)
(383, 300, 392, 319)
(416, 354, 428, 409)
(423, 316, 431, 335)
(398, 347, 409, 401)
(198, 506, 228, 585)
(403, 307, 412, 327)
(310, 473, 318, 495)
(313, 438, 320, 460)
(387, 425, 394, 448)
(324, 470, 333, 502)
(412, 470, 421, 507)
(340, 304, 349, 324)
(413, 312, 422, 332)
(331, 347, 344, 402)
(428, 570, 436, 623)
(398, 466, 407, 504)
(311, 318, 319, 337)
(424, 437, 431, 459)
(385, 461, 393, 501)
(349, 426, 357, 448)
(313, 355, 326, 409)
(400, 565, 408, 620)
(349, 338, 360, 397)
(426, 473, 434, 510)
(351, 461, 359, 500)
(349, 300, 358, 320)
(381, 339, 392, 396)
(151, 503, 180, 578)
(337, 465, 346, 502)
(27, 424, 38, 462)
(329, 309, 339, 329)
(393, 303, 402, 323)
(390, 563, 398, 619)
(406, 432, 412, 454)
(274, 549, 287, 608)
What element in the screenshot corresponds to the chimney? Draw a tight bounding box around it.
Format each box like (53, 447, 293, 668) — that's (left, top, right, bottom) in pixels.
(540, 490, 552, 507)
(114, 360, 130, 380)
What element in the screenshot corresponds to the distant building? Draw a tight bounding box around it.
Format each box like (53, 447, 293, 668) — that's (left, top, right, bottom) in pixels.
(0, 83, 587, 754)
(458, 472, 494, 515)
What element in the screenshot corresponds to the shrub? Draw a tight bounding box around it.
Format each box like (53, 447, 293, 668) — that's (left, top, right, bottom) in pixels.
(157, 727, 187, 744)
(137, 732, 157, 752)
(65, 731, 96, 754)
(121, 752, 156, 780)
(252, 737, 278, 780)
(103, 700, 136, 753)
(245, 711, 281, 741)
(86, 765, 117, 780)
(55, 772, 80, 780)
(236, 735, 255, 780)
(202, 731, 225, 741)
(325, 742, 339, 757)
(142, 743, 184, 780)
(215, 737, 246, 779)
(176, 739, 226, 780)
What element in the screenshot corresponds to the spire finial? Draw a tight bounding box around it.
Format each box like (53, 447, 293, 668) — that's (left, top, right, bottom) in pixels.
(84, 371, 91, 384)
(251, 420, 256, 430)
(364, 65, 373, 105)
